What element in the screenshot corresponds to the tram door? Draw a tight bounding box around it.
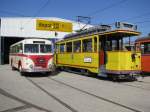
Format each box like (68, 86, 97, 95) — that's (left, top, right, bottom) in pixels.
(99, 37, 123, 67)
(99, 39, 105, 66)
(99, 38, 108, 67)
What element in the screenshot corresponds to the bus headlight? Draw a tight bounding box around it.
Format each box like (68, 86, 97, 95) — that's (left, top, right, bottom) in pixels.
(29, 64, 33, 69)
(48, 64, 52, 69)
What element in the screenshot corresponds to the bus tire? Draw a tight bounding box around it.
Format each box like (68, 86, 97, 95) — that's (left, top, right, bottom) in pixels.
(11, 60, 16, 70)
(12, 66, 16, 70)
(18, 65, 24, 76)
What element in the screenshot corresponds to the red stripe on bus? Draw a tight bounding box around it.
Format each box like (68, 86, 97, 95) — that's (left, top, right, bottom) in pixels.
(10, 53, 53, 68)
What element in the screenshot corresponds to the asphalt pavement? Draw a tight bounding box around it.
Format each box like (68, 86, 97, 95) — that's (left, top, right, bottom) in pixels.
(0, 65, 150, 112)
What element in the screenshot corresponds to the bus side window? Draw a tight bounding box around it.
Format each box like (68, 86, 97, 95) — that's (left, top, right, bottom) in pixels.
(83, 38, 92, 52)
(12, 46, 15, 53)
(74, 40, 81, 52)
(66, 42, 72, 52)
(19, 43, 23, 53)
(60, 43, 65, 53)
(15, 45, 17, 53)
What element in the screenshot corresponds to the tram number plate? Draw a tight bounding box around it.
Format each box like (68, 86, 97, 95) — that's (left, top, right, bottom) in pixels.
(84, 57, 92, 63)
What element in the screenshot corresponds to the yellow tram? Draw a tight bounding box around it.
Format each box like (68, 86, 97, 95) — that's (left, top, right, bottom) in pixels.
(55, 22, 141, 79)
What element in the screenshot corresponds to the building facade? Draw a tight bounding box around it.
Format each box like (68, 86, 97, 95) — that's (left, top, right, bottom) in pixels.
(0, 17, 92, 64)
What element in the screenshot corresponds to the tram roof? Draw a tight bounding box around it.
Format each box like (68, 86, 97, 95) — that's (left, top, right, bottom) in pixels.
(56, 29, 140, 43)
(135, 36, 150, 43)
(98, 29, 140, 38)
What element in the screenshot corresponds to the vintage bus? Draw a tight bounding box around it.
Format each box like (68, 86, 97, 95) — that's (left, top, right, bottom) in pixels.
(9, 39, 55, 74)
(135, 36, 150, 73)
(55, 22, 141, 79)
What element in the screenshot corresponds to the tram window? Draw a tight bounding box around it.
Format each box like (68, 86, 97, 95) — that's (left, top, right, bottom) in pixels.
(140, 44, 144, 54)
(74, 40, 81, 52)
(106, 41, 112, 51)
(66, 42, 72, 52)
(143, 43, 150, 54)
(83, 38, 92, 52)
(94, 37, 97, 52)
(55, 44, 59, 53)
(60, 43, 65, 53)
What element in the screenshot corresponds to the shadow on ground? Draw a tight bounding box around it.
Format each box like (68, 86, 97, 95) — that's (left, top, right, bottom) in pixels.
(21, 70, 61, 78)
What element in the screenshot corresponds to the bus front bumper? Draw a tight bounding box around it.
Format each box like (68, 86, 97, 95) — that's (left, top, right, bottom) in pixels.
(22, 67, 51, 73)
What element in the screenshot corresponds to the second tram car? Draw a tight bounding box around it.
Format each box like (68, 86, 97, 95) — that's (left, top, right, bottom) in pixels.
(135, 36, 150, 73)
(55, 22, 141, 79)
(9, 39, 55, 74)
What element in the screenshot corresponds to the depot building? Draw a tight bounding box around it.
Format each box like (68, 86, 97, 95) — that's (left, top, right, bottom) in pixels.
(0, 17, 92, 65)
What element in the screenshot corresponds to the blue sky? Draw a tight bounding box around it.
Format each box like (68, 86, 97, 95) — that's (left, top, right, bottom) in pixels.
(0, 0, 150, 36)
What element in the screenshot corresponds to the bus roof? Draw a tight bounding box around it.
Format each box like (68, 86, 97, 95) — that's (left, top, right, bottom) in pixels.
(10, 38, 52, 47)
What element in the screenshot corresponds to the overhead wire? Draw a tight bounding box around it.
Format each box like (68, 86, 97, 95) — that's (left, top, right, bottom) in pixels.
(34, 0, 51, 16)
(87, 0, 128, 17)
(106, 11, 150, 27)
(79, 0, 128, 30)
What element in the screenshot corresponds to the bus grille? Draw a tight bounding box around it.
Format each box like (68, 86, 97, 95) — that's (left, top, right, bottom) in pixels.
(35, 58, 47, 68)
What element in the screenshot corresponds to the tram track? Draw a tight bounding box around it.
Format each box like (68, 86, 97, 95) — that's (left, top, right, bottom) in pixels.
(137, 80, 150, 84)
(1, 105, 31, 112)
(59, 69, 150, 91)
(119, 83, 150, 91)
(117, 79, 150, 91)
(0, 88, 52, 112)
(48, 77, 142, 112)
(26, 78, 78, 112)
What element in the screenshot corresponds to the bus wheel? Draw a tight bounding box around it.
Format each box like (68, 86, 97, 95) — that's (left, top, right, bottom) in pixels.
(11, 60, 16, 70)
(12, 66, 16, 70)
(19, 65, 24, 76)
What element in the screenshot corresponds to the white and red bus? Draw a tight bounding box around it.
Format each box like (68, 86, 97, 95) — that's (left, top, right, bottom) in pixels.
(9, 39, 55, 74)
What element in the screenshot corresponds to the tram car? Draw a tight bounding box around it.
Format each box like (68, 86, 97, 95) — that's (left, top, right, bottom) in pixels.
(135, 36, 150, 73)
(55, 22, 141, 79)
(9, 39, 55, 74)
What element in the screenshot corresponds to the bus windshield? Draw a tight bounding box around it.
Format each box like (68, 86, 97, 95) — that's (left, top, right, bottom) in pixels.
(40, 44, 52, 53)
(24, 44, 39, 53)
